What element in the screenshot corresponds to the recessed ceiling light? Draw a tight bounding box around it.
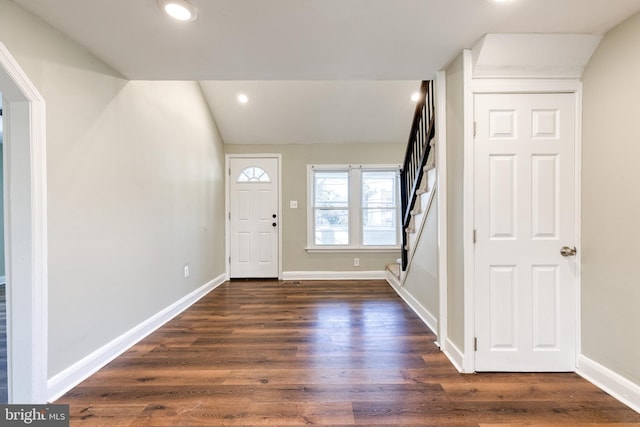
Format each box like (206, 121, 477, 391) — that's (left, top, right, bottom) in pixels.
(158, 0, 198, 22)
(411, 92, 421, 102)
(238, 94, 249, 104)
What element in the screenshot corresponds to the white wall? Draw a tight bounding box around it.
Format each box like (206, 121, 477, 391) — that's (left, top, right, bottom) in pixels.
(0, 0, 226, 377)
(444, 54, 466, 353)
(582, 11, 640, 388)
(402, 196, 439, 328)
(225, 143, 405, 273)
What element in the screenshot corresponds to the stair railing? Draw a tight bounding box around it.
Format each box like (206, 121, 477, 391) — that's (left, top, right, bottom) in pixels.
(400, 80, 435, 271)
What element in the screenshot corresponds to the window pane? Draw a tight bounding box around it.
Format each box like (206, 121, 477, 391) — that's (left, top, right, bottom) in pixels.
(315, 172, 349, 208)
(315, 209, 349, 245)
(362, 207, 397, 246)
(362, 171, 398, 246)
(237, 166, 271, 183)
(362, 171, 396, 207)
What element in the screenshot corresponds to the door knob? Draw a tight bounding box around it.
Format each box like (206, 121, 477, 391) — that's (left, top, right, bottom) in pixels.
(560, 246, 577, 257)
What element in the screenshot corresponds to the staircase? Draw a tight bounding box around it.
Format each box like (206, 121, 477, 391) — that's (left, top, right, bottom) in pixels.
(387, 80, 436, 285)
(386, 162, 437, 285)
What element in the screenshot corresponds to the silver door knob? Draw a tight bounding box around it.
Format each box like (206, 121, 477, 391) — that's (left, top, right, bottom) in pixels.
(560, 246, 577, 257)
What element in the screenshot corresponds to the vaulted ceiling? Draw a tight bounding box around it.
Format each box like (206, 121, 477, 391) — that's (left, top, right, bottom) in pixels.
(12, 0, 640, 144)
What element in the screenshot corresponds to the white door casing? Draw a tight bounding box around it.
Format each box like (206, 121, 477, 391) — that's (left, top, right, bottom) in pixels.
(0, 43, 48, 402)
(474, 92, 577, 371)
(228, 156, 280, 278)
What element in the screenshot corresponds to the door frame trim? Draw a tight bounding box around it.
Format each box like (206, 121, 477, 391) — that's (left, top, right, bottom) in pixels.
(225, 154, 282, 279)
(464, 71, 583, 373)
(0, 42, 48, 403)
(435, 70, 449, 350)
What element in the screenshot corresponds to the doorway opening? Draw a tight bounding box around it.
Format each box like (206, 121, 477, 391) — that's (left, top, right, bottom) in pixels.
(0, 92, 6, 403)
(0, 42, 48, 403)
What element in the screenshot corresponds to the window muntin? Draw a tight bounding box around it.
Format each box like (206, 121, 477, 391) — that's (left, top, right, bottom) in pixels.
(237, 166, 271, 183)
(307, 165, 400, 251)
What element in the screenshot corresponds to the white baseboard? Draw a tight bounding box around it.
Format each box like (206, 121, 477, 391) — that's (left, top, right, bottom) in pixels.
(443, 338, 465, 373)
(47, 273, 227, 402)
(282, 271, 386, 281)
(385, 269, 402, 290)
(577, 354, 640, 413)
(386, 269, 468, 376)
(386, 278, 438, 336)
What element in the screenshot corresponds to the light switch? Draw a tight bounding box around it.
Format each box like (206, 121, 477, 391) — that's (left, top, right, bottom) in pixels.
(290, 200, 298, 209)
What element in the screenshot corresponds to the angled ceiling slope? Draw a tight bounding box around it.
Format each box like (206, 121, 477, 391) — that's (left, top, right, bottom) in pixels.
(472, 34, 604, 79)
(200, 81, 421, 145)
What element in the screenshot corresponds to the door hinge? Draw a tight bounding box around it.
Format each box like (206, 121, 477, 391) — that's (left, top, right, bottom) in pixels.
(228, 168, 231, 176)
(228, 212, 231, 220)
(474, 337, 478, 351)
(473, 121, 477, 138)
(229, 256, 231, 264)
(473, 229, 477, 244)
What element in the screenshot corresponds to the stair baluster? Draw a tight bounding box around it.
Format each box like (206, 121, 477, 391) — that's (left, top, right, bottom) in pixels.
(399, 80, 435, 271)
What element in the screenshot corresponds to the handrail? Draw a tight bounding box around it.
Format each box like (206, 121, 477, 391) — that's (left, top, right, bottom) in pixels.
(399, 80, 435, 271)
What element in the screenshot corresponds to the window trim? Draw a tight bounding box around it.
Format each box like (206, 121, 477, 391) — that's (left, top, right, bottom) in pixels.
(306, 164, 401, 252)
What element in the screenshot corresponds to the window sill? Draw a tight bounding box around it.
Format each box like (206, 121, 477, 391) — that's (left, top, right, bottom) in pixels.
(305, 247, 401, 254)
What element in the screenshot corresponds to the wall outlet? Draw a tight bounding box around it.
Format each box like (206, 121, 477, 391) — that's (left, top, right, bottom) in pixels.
(353, 258, 360, 267)
(184, 265, 190, 278)
(290, 200, 298, 209)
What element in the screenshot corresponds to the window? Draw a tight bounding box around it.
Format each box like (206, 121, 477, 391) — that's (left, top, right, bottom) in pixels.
(307, 165, 400, 251)
(237, 166, 271, 182)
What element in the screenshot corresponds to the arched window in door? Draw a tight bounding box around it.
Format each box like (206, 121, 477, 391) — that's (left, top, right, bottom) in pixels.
(237, 166, 271, 183)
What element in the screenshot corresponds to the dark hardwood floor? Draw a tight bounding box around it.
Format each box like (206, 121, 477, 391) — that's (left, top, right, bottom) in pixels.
(57, 279, 640, 426)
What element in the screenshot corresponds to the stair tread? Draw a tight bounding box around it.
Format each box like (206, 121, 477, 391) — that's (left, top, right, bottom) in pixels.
(385, 263, 401, 279)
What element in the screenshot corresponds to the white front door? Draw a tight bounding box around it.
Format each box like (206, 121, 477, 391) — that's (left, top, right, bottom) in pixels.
(474, 92, 578, 371)
(229, 157, 279, 278)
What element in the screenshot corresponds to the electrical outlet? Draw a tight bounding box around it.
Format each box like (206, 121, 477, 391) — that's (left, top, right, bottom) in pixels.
(353, 258, 360, 267)
(290, 200, 298, 209)
(184, 265, 190, 278)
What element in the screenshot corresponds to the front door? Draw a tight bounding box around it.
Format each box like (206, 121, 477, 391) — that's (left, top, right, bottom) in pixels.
(474, 92, 578, 371)
(228, 157, 279, 278)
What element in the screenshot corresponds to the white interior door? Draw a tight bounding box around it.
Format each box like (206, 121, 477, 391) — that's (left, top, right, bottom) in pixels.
(474, 92, 578, 371)
(229, 157, 279, 278)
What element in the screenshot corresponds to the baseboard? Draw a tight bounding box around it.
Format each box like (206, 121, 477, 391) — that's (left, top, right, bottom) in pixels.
(282, 271, 386, 280)
(46, 273, 227, 402)
(387, 280, 438, 336)
(577, 354, 640, 413)
(443, 338, 465, 373)
(385, 269, 402, 290)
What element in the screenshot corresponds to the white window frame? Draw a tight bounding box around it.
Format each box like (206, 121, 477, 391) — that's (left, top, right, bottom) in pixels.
(306, 164, 401, 253)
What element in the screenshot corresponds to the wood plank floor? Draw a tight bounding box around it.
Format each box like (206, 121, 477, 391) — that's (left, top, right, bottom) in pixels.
(56, 279, 640, 426)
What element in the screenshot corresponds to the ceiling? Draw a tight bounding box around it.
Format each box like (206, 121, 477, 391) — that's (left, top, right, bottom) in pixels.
(12, 0, 640, 144)
(200, 81, 421, 144)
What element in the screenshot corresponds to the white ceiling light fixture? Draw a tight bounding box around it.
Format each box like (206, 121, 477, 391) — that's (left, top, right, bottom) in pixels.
(158, 0, 198, 22)
(411, 92, 421, 102)
(237, 94, 249, 104)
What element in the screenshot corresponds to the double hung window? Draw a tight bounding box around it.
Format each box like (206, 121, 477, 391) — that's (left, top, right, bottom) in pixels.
(307, 165, 400, 251)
